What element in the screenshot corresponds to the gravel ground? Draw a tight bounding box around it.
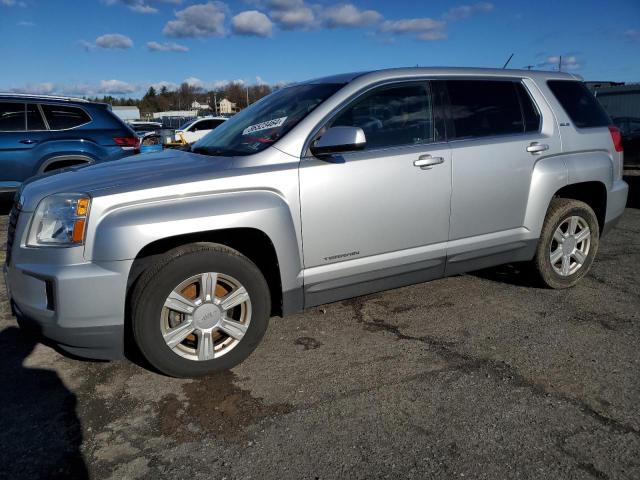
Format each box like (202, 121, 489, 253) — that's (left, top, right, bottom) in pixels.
(0, 173, 638, 480)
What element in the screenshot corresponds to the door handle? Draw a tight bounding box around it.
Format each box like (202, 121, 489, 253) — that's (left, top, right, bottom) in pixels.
(414, 155, 444, 169)
(19, 139, 37, 145)
(526, 142, 549, 154)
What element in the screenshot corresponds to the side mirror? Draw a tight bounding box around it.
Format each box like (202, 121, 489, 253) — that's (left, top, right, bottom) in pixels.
(310, 126, 366, 157)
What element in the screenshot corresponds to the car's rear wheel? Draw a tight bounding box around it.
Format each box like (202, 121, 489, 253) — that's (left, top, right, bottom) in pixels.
(533, 198, 600, 289)
(131, 243, 270, 377)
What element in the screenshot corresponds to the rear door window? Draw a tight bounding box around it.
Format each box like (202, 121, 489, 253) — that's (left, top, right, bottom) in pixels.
(0, 102, 26, 131)
(41, 104, 91, 130)
(330, 83, 434, 150)
(27, 104, 47, 130)
(445, 80, 524, 139)
(547, 80, 610, 128)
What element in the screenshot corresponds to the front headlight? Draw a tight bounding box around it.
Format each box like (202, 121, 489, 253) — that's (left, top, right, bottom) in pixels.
(27, 193, 91, 247)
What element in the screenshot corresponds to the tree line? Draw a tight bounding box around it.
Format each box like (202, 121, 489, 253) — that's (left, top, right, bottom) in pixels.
(86, 81, 275, 116)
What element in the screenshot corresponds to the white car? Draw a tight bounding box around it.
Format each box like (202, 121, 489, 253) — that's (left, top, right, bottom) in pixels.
(176, 117, 227, 144)
(128, 121, 163, 138)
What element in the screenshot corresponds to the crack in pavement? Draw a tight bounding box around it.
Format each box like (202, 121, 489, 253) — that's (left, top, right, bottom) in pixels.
(341, 298, 640, 439)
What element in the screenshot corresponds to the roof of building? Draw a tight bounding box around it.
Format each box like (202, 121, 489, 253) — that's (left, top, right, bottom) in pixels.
(594, 84, 640, 95)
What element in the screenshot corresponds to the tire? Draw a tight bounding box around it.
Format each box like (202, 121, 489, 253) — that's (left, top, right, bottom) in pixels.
(533, 198, 600, 289)
(131, 242, 271, 378)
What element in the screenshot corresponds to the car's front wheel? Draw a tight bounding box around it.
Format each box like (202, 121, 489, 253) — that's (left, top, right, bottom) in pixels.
(533, 198, 600, 289)
(131, 243, 270, 377)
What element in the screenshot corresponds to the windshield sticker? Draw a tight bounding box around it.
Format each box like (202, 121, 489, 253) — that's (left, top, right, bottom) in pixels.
(242, 117, 287, 136)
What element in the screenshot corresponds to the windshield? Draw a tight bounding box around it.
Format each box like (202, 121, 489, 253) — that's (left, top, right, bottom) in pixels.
(179, 119, 196, 130)
(191, 83, 343, 156)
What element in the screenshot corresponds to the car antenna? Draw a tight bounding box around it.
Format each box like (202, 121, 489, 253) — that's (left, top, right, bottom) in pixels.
(502, 53, 514, 69)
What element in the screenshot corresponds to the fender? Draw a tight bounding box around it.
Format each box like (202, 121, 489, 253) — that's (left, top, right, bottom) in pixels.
(85, 189, 304, 309)
(37, 154, 95, 174)
(524, 150, 613, 237)
(32, 139, 103, 176)
(523, 156, 568, 237)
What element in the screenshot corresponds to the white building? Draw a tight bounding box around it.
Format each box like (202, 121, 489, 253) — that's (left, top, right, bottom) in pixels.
(191, 100, 211, 111)
(217, 98, 237, 115)
(152, 110, 197, 119)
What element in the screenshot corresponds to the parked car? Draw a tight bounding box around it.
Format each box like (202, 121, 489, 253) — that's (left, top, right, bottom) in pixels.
(0, 94, 139, 193)
(612, 116, 640, 167)
(175, 116, 227, 144)
(128, 121, 163, 139)
(5, 68, 627, 378)
(139, 134, 163, 154)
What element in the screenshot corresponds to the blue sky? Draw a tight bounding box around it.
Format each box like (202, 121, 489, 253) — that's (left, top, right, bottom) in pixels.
(1, 0, 639, 97)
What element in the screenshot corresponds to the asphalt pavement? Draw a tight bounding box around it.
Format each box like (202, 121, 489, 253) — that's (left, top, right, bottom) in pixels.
(0, 173, 638, 480)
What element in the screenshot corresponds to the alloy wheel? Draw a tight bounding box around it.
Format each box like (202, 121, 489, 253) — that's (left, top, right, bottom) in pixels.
(549, 215, 591, 277)
(160, 272, 252, 361)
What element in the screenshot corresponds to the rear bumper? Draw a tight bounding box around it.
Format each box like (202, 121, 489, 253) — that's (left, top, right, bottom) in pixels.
(603, 179, 629, 236)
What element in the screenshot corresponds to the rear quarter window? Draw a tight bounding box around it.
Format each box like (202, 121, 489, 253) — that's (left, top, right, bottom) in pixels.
(547, 80, 610, 128)
(41, 104, 91, 130)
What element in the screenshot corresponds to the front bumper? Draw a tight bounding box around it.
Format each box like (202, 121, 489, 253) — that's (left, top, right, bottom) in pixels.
(4, 217, 133, 360)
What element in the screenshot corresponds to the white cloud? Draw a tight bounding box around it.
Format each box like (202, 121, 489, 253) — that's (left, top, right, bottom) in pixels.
(232, 10, 273, 37)
(7, 80, 139, 97)
(150, 80, 179, 91)
(321, 4, 382, 28)
(268, 0, 315, 30)
(210, 79, 245, 90)
(147, 41, 189, 52)
(99, 79, 138, 94)
(380, 18, 446, 41)
(163, 1, 227, 38)
(442, 2, 494, 21)
(95, 33, 134, 49)
(8, 83, 56, 95)
(103, 0, 184, 14)
(183, 77, 205, 89)
(2, 76, 282, 97)
(17, 21, 35, 26)
(538, 55, 581, 71)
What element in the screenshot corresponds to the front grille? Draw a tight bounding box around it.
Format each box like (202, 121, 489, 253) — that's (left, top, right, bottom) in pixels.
(6, 204, 20, 265)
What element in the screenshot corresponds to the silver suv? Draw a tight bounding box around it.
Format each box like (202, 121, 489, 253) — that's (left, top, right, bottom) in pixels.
(5, 68, 628, 377)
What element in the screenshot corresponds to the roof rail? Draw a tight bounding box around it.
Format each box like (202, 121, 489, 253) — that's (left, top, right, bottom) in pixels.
(0, 92, 92, 103)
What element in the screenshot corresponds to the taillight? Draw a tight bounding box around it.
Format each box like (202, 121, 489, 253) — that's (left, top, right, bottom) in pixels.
(113, 136, 140, 149)
(608, 126, 623, 153)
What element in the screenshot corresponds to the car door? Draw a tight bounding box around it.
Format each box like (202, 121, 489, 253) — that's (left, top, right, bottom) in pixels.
(0, 101, 41, 188)
(441, 79, 561, 274)
(299, 81, 452, 306)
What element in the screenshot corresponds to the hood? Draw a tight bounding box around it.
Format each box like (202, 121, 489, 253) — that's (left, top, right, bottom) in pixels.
(19, 149, 234, 212)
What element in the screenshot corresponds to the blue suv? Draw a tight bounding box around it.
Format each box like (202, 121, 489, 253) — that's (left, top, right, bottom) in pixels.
(0, 94, 139, 193)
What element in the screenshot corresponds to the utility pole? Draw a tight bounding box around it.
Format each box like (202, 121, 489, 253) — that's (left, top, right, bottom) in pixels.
(246, 87, 250, 107)
(213, 92, 218, 115)
(558, 55, 562, 72)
